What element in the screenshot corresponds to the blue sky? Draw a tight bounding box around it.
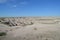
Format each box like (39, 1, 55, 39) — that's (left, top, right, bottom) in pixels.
(0, 0, 60, 17)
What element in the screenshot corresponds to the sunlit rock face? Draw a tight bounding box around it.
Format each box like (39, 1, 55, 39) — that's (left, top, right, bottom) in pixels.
(0, 17, 34, 26)
(0, 17, 60, 26)
(0, 17, 60, 40)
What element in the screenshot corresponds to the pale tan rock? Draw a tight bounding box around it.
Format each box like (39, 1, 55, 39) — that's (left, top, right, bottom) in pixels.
(0, 17, 60, 40)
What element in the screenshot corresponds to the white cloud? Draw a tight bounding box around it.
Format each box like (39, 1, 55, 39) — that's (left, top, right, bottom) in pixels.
(0, 0, 7, 3)
(0, 0, 28, 8)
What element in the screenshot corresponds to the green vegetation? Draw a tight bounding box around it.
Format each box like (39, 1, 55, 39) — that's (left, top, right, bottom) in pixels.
(0, 32, 7, 36)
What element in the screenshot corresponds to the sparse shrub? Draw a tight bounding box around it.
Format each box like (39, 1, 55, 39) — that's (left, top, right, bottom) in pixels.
(0, 32, 7, 36)
(3, 22, 9, 25)
(36, 36, 39, 39)
(34, 28, 37, 30)
(0, 18, 5, 21)
(23, 37, 26, 39)
(30, 22, 34, 25)
(45, 38, 48, 40)
(0, 20, 1, 22)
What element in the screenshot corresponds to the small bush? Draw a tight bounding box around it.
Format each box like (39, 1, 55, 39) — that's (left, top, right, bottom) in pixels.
(34, 28, 37, 30)
(0, 32, 7, 36)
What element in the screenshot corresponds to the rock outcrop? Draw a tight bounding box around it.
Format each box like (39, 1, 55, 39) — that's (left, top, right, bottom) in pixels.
(0, 17, 34, 27)
(0, 17, 60, 40)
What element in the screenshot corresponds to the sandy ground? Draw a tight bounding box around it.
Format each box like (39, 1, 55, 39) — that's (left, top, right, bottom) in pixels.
(0, 17, 60, 40)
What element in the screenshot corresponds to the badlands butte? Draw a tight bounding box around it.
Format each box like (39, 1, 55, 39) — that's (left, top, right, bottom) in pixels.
(0, 17, 60, 40)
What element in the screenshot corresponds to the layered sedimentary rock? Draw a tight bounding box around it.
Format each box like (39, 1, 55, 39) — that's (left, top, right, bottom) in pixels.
(0, 17, 60, 26)
(0, 17, 60, 40)
(0, 17, 34, 27)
